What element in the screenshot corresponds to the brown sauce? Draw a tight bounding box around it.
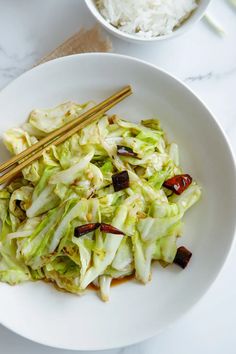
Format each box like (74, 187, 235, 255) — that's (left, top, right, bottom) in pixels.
(88, 273, 135, 291)
(43, 274, 135, 293)
(88, 283, 99, 291)
(111, 273, 135, 287)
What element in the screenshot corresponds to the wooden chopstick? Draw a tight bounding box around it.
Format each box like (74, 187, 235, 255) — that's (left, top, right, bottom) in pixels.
(0, 85, 132, 174)
(0, 86, 132, 184)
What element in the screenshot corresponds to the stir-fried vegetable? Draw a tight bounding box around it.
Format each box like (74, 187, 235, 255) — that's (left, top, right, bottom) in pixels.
(0, 101, 201, 301)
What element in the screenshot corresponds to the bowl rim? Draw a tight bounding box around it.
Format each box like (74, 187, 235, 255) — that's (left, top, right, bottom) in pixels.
(85, 0, 212, 42)
(0, 52, 235, 351)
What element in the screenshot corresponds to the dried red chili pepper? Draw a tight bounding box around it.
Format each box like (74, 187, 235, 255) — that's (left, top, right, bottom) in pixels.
(112, 170, 129, 192)
(174, 246, 192, 269)
(74, 223, 100, 237)
(163, 174, 192, 195)
(100, 223, 125, 235)
(117, 145, 137, 157)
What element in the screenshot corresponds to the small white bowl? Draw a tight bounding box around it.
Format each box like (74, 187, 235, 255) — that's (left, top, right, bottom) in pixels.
(85, 0, 211, 43)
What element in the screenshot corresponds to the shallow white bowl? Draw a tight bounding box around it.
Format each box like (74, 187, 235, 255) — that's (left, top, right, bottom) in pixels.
(0, 53, 235, 351)
(85, 0, 211, 43)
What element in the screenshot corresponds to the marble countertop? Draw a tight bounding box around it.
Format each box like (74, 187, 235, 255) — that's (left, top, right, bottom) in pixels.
(0, 0, 235, 353)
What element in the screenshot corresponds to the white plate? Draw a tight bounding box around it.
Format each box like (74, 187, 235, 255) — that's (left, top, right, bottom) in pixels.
(0, 53, 235, 351)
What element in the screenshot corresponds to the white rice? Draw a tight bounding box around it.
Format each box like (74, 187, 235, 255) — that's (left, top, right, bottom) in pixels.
(96, 0, 198, 38)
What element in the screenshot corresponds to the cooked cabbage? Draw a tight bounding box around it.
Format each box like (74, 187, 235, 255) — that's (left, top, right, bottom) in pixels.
(0, 101, 201, 301)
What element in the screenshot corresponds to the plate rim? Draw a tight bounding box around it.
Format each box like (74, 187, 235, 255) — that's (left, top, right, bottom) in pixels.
(0, 52, 236, 351)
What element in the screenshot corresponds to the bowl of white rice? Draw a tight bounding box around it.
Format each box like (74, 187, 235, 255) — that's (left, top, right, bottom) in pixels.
(85, 0, 211, 42)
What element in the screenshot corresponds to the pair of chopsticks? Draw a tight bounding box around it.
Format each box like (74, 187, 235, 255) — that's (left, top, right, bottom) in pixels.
(0, 85, 132, 185)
